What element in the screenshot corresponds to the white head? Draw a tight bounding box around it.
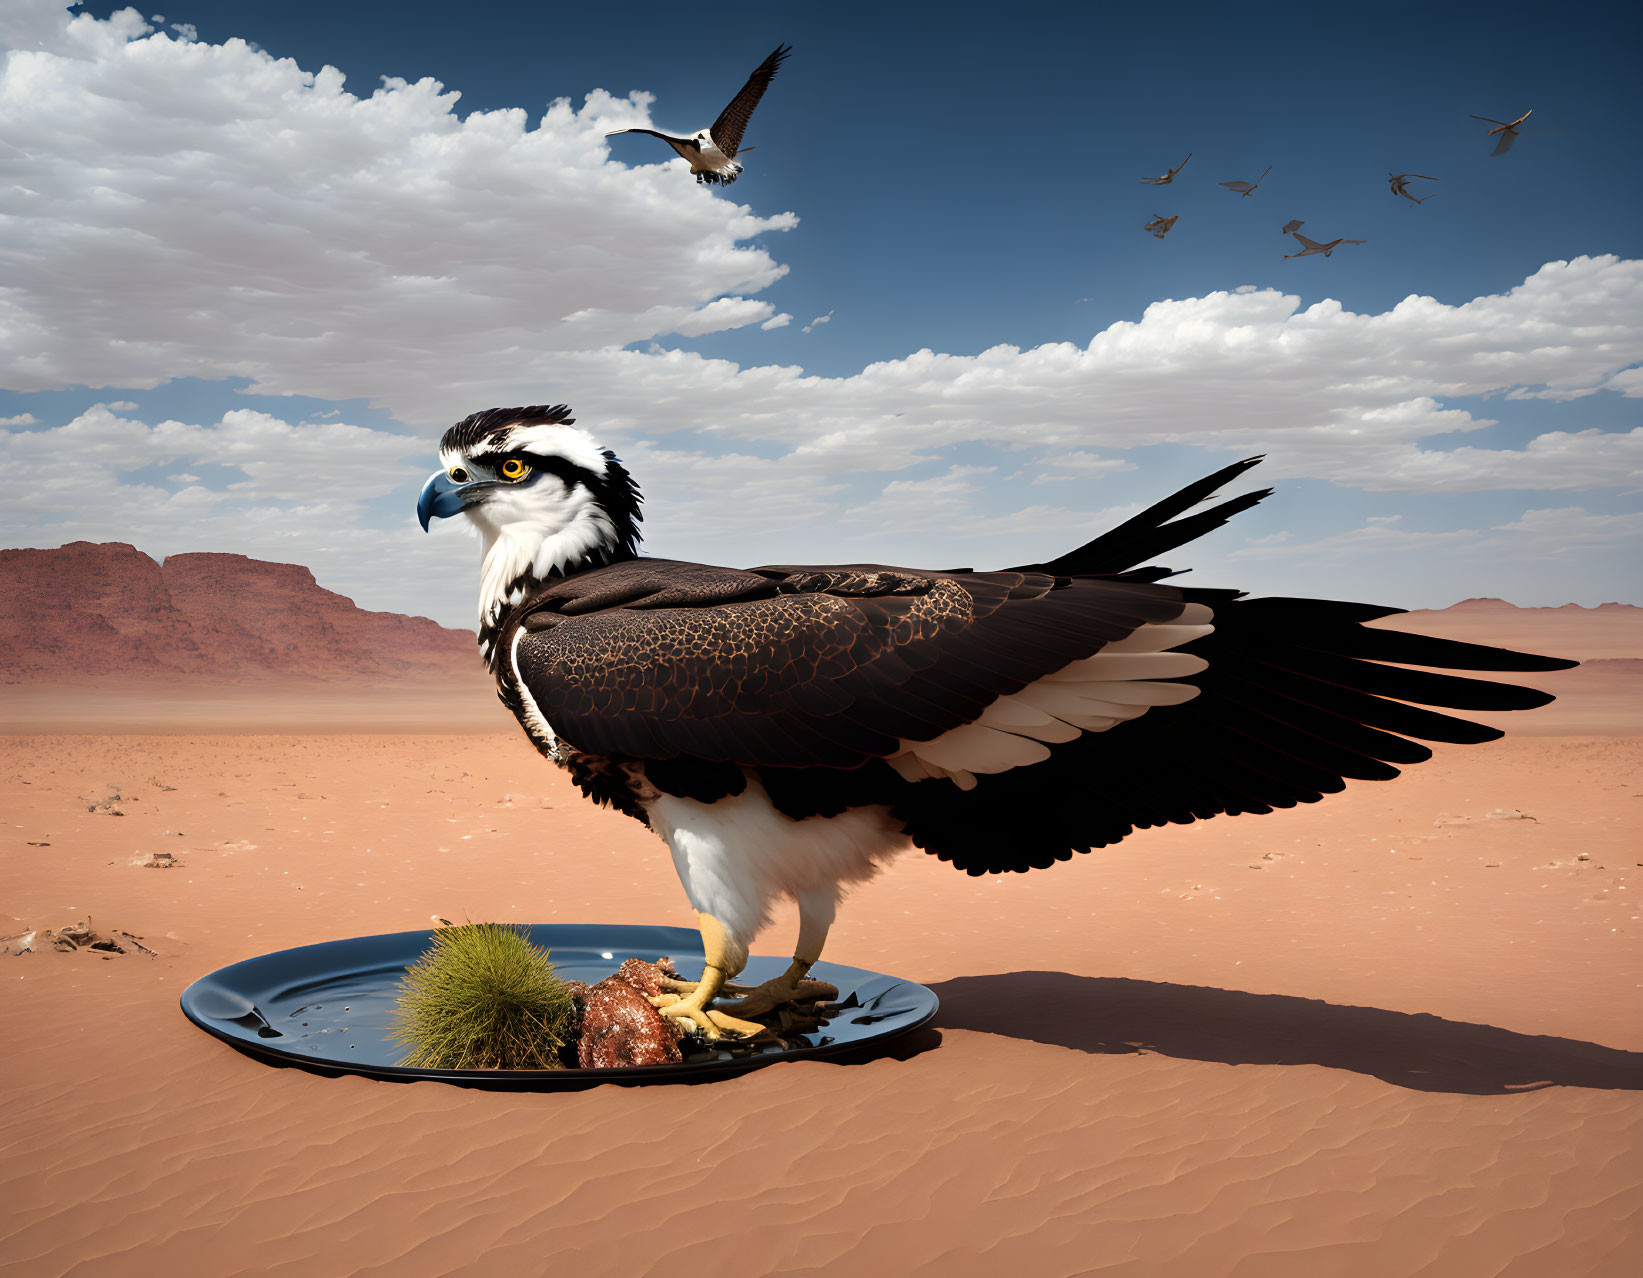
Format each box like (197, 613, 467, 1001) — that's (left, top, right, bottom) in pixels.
(418, 405, 643, 664)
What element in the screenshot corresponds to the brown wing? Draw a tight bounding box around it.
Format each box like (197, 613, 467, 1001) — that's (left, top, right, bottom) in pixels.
(512, 558, 1188, 767)
(709, 44, 790, 157)
(899, 592, 1578, 873)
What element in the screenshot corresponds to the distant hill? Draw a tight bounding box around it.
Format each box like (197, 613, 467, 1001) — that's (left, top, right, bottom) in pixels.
(1384, 598, 1641, 663)
(1, 543, 1633, 733)
(0, 542, 479, 685)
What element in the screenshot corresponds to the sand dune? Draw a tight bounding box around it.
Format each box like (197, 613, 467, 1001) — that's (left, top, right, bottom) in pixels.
(3, 725, 1639, 1276)
(1, 600, 1638, 1275)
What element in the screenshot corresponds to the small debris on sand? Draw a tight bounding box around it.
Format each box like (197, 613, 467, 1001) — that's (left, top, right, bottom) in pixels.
(5, 917, 157, 957)
(82, 784, 132, 815)
(132, 852, 182, 869)
(1434, 808, 1537, 827)
(497, 793, 551, 809)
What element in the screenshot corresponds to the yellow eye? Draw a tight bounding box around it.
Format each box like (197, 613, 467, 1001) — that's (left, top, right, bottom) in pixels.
(500, 458, 528, 481)
(447, 466, 469, 483)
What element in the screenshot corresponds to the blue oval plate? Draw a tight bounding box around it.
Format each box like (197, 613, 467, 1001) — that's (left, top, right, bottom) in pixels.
(180, 924, 939, 1087)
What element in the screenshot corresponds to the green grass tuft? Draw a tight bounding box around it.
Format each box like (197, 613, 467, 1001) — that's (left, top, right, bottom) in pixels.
(389, 922, 577, 1070)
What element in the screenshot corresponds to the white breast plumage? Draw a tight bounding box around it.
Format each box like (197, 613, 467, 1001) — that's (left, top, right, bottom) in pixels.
(509, 626, 560, 760)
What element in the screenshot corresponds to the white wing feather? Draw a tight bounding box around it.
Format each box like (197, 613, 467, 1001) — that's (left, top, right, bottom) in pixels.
(889, 615, 1213, 782)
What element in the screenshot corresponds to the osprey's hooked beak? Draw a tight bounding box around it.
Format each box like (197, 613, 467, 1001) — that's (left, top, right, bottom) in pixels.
(417, 470, 480, 531)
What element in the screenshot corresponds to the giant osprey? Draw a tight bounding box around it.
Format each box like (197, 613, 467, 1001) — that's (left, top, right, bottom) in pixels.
(605, 44, 790, 187)
(419, 405, 1574, 1039)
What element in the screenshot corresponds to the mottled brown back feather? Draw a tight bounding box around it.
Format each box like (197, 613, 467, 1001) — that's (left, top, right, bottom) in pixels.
(507, 558, 1186, 768)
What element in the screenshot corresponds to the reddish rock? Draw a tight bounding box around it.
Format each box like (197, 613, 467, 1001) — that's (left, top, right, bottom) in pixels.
(0, 541, 477, 685)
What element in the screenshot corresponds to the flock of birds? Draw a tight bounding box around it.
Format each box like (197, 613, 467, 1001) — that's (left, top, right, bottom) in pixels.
(1139, 152, 1369, 256)
(604, 44, 1541, 273)
(1137, 106, 1537, 257)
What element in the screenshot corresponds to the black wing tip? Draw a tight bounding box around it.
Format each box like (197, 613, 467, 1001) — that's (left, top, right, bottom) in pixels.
(750, 44, 793, 76)
(1507, 653, 1581, 673)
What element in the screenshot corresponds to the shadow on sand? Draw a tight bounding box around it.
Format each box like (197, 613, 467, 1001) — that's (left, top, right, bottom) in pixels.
(927, 972, 1643, 1094)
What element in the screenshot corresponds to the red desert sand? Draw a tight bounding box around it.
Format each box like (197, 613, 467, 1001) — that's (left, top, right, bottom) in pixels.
(2, 588, 1640, 1276)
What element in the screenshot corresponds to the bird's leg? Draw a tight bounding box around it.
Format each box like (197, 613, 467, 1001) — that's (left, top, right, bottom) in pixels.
(717, 891, 838, 1018)
(649, 912, 763, 1040)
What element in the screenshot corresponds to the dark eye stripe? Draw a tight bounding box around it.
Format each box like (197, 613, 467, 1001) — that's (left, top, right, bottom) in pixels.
(447, 451, 599, 489)
(518, 454, 601, 490)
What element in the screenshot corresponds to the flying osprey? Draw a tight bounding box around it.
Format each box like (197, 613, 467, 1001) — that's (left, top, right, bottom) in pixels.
(605, 44, 790, 186)
(1141, 154, 1192, 185)
(1284, 231, 1367, 259)
(1219, 165, 1271, 198)
(1389, 172, 1439, 204)
(1470, 109, 1532, 157)
(419, 405, 1573, 1039)
(1143, 213, 1179, 239)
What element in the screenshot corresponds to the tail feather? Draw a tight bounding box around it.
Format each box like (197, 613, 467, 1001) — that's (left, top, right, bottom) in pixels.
(1014, 456, 1269, 576)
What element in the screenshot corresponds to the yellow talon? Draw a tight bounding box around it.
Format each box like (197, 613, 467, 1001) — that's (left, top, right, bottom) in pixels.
(650, 990, 763, 1040)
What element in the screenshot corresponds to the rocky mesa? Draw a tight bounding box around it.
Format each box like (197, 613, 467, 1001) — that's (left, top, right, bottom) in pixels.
(1, 542, 478, 685)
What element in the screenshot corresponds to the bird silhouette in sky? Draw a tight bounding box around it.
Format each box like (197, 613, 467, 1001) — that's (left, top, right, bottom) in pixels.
(1219, 166, 1271, 198)
(1284, 232, 1366, 259)
(1470, 110, 1533, 157)
(1141, 154, 1192, 185)
(1281, 219, 1304, 235)
(1389, 172, 1439, 203)
(1143, 213, 1179, 239)
(606, 45, 790, 185)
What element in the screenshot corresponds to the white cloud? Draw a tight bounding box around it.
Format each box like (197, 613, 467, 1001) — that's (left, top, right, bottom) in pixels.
(571, 257, 1643, 497)
(0, 2, 795, 415)
(1027, 450, 1136, 484)
(1505, 386, 1599, 401)
(1607, 367, 1643, 397)
(1232, 506, 1643, 564)
(1, 4, 1638, 617)
(0, 401, 465, 618)
(1488, 506, 1643, 552)
(0, 412, 37, 426)
(1, 402, 426, 511)
(1299, 428, 1643, 493)
(1233, 522, 1483, 560)
(4, 5, 1639, 507)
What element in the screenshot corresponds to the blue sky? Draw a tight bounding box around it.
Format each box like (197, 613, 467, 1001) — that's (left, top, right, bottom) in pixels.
(2, 0, 1639, 627)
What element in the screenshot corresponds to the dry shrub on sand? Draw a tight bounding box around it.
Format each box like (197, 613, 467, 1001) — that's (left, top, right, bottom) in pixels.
(390, 923, 576, 1070)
